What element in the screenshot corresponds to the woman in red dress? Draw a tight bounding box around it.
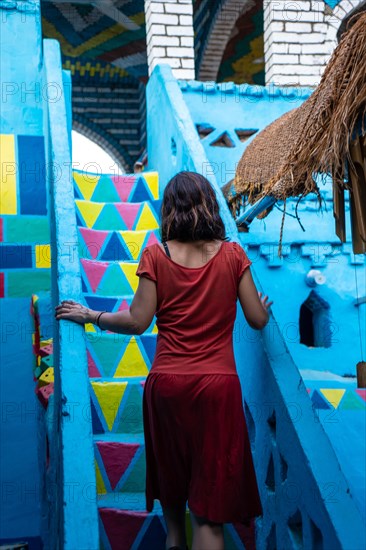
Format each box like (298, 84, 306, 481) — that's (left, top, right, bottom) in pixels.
(56, 171, 272, 550)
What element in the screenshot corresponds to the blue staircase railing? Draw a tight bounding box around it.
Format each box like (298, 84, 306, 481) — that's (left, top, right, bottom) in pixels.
(44, 38, 99, 550)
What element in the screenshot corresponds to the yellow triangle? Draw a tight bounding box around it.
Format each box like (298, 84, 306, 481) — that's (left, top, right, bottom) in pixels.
(84, 323, 96, 333)
(119, 230, 148, 260)
(73, 171, 100, 200)
(91, 381, 127, 431)
(95, 460, 107, 495)
(143, 171, 159, 199)
(114, 337, 149, 377)
(135, 203, 159, 231)
(119, 262, 139, 293)
(75, 200, 104, 228)
(320, 389, 346, 409)
(152, 323, 158, 334)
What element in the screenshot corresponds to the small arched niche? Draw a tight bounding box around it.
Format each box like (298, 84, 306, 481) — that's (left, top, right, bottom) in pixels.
(299, 290, 332, 348)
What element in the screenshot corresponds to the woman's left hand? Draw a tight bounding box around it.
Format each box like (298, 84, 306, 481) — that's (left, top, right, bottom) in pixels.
(55, 300, 93, 325)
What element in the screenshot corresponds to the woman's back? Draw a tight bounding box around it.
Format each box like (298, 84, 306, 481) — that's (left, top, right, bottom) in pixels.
(136, 239, 252, 375)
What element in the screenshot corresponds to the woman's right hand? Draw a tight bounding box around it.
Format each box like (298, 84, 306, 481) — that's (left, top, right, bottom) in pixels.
(258, 291, 273, 311)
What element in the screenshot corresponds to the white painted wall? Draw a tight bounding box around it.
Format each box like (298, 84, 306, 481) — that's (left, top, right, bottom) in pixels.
(145, 0, 195, 79)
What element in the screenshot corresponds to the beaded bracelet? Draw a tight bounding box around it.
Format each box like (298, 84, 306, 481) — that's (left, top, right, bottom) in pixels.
(94, 311, 107, 330)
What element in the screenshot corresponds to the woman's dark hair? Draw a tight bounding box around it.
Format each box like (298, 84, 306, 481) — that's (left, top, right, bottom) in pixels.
(160, 171, 229, 242)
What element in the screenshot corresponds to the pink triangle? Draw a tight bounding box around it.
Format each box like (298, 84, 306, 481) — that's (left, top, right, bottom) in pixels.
(115, 203, 141, 230)
(356, 389, 366, 402)
(112, 175, 136, 202)
(79, 227, 109, 260)
(306, 388, 311, 393)
(118, 299, 130, 312)
(97, 441, 139, 490)
(146, 232, 160, 247)
(99, 508, 146, 550)
(87, 349, 101, 378)
(81, 258, 109, 293)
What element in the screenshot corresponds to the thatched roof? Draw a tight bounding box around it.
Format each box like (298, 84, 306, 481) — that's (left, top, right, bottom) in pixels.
(227, 12, 366, 253)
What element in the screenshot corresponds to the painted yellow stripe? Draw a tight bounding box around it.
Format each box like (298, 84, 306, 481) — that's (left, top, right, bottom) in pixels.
(0, 134, 17, 214)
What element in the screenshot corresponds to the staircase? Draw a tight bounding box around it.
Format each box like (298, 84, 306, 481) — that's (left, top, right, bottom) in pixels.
(71, 168, 256, 550)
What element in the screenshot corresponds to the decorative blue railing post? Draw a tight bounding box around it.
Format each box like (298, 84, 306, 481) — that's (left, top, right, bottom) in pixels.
(44, 38, 99, 550)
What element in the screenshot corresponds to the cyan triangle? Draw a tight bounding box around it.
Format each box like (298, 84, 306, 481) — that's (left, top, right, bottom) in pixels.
(99, 263, 128, 295)
(119, 449, 146, 493)
(339, 390, 366, 410)
(130, 176, 152, 203)
(140, 335, 157, 366)
(94, 204, 126, 231)
(92, 175, 120, 202)
(100, 232, 130, 261)
(311, 389, 331, 409)
(89, 337, 123, 377)
(116, 385, 143, 433)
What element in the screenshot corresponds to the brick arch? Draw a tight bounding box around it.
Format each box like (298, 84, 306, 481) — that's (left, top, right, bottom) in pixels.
(73, 116, 131, 174)
(325, 0, 364, 48)
(197, 0, 256, 81)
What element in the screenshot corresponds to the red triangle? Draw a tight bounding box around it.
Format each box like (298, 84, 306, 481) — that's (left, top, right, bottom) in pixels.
(356, 389, 366, 402)
(112, 175, 136, 202)
(146, 232, 160, 247)
(115, 203, 140, 230)
(99, 508, 146, 550)
(97, 441, 139, 490)
(81, 258, 109, 293)
(79, 227, 109, 260)
(87, 349, 101, 377)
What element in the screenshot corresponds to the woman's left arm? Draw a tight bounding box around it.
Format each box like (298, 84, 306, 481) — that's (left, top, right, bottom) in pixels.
(55, 276, 157, 335)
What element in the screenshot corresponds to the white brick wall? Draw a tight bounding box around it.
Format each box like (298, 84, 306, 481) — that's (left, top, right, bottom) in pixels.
(145, 0, 195, 80)
(263, 0, 363, 87)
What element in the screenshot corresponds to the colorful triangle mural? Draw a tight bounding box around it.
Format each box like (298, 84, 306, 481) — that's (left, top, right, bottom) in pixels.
(97, 441, 140, 490)
(91, 381, 128, 431)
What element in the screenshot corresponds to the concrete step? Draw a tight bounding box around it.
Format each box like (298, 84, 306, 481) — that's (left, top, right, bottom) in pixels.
(77, 227, 161, 261)
(75, 198, 161, 231)
(72, 169, 159, 204)
(97, 493, 254, 550)
(89, 377, 147, 435)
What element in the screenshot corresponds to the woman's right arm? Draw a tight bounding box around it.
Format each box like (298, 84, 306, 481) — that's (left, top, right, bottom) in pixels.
(238, 269, 273, 329)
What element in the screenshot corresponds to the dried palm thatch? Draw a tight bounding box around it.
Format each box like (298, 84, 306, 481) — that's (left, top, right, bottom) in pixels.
(227, 11, 366, 252)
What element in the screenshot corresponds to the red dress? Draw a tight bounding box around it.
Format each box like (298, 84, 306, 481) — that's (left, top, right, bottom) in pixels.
(136, 240, 263, 524)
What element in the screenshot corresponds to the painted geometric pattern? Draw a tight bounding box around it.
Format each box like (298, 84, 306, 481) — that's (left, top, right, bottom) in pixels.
(40, 1, 148, 81)
(0, 134, 50, 297)
(307, 387, 366, 410)
(217, 0, 265, 85)
(30, 293, 54, 410)
(73, 170, 159, 202)
(77, 228, 161, 261)
(71, 169, 257, 549)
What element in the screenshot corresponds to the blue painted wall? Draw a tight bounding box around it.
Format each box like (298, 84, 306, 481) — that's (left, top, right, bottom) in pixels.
(0, 299, 43, 549)
(146, 64, 366, 548)
(0, 2, 47, 546)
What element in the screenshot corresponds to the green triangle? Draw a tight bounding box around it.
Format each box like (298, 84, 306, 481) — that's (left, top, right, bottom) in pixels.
(89, 337, 124, 378)
(116, 384, 143, 433)
(339, 390, 366, 410)
(223, 525, 240, 550)
(98, 263, 129, 295)
(94, 204, 126, 231)
(92, 175, 120, 202)
(119, 449, 146, 493)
